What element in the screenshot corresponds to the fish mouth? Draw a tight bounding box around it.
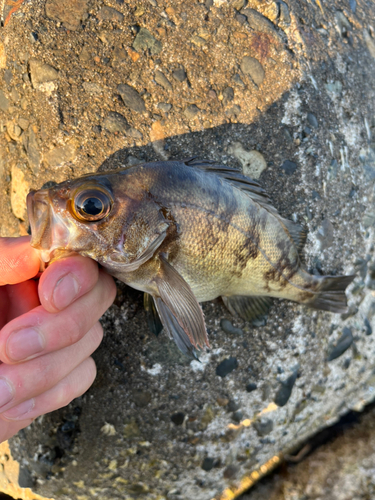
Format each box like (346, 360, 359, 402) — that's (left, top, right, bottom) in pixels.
(27, 189, 71, 263)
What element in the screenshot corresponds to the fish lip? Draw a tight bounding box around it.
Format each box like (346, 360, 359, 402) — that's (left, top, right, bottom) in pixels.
(27, 189, 71, 263)
(27, 189, 51, 251)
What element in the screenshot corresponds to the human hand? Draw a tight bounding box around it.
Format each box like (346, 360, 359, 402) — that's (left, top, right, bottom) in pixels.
(0, 236, 116, 443)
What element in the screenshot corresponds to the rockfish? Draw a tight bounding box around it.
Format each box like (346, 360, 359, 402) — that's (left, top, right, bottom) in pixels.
(27, 159, 355, 357)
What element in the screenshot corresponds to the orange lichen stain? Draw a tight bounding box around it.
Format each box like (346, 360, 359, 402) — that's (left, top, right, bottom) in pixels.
(127, 47, 140, 62)
(227, 402, 278, 431)
(150, 121, 165, 142)
(3, 0, 25, 26)
(213, 454, 282, 500)
(0, 441, 53, 500)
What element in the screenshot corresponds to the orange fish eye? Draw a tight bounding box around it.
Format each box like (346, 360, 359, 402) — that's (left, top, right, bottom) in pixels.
(70, 187, 112, 222)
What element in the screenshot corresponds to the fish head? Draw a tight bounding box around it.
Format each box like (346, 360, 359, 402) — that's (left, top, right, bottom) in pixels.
(27, 173, 139, 267)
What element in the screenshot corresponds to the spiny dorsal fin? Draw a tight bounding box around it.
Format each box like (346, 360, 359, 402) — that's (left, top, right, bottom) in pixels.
(278, 218, 307, 259)
(183, 157, 279, 217)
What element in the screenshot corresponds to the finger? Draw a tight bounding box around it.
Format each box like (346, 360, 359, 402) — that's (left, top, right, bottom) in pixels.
(0, 357, 97, 421)
(0, 322, 103, 414)
(0, 270, 115, 364)
(4, 281, 40, 322)
(0, 237, 41, 286)
(39, 255, 99, 313)
(0, 417, 34, 444)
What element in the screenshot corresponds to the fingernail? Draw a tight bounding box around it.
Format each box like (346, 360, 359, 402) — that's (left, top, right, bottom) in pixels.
(0, 378, 14, 408)
(3, 399, 35, 420)
(53, 273, 80, 310)
(6, 328, 45, 361)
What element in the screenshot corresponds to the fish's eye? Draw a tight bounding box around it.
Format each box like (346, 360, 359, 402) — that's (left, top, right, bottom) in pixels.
(71, 188, 112, 222)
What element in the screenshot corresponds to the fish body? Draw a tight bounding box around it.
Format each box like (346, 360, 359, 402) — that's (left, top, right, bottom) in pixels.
(27, 159, 354, 356)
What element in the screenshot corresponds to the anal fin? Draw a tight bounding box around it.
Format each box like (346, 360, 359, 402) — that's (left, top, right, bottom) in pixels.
(144, 293, 163, 337)
(222, 295, 273, 322)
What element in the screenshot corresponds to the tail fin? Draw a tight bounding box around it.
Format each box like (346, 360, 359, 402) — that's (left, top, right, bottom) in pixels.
(305, 274, 355, 313)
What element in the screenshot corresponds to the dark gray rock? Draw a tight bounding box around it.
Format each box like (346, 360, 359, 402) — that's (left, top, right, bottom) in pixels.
(102, 112, 129, 134)
(0, 90, 9, 112)
(133, 28, 162, 55)
(22, 128, 40, 172)
(307, 112, 319, 128)
(157, 102, 172, 113)
(132, 390, 151, 407)
(98, 6, 124, 22)
(184, 104, 200, 120)
(127, 127, 143, 139)
(172, 68, 187, 82)
(201, 457, 215, 471)
(235, 13, 247, 24)
(364, 318, 372, 336)
(281, 160, 298, 175)
(216, 357, 238, 378)
(4, 69, 13, 86)
(171, 412, 185, 425)
(232, 74, 245, 87)
(246, 382, 257, 393)
(223, 86, 234, 106)
(254, 417, 274, 436)
(225, 105, 241, 117)
(18, 466, 35, 488)
(240, 56, 265, 85)
(227, 400, 240, 412)
(220, 319, 243, 336)
(274, 371, 298, 407)
(232, 410, 243, 422)
(155, 70, 172, 91)
(117, 84, 146, 113)
(241, 8, 279, 37)
(327, 327, 354, 361)
(223, 464, 239, 479)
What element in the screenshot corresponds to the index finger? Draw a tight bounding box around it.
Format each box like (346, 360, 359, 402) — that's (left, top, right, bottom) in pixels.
(0, 237, 41, 286)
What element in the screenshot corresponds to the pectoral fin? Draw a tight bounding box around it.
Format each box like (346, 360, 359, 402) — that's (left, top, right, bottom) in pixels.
(154, 298, 200, 359)
(153, 256, 210, 353)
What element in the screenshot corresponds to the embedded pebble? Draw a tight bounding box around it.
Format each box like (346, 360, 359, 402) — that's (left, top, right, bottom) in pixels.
(228, 142, 267, 179)
(223, 465, 239, 479)
(222, 86, 234, 106)
(232, 74, 245, 87)
(4, 69, 13, 86)
(172, 68, 187, 82)
(127, 127, 143, 140)
(18, 118, 29, 130)
(23, 128, 41, 172)
(0, 90, 9, 112)
(45, 0, 89, 30)
(216, 357, 238, 378)
(240, 56, 265, 85)
(155, 70, 172, 91)
(364, 318, 372, 336)
(83, 82, 103, 94)
(184, 105, 200, 120)
(254, 417, 273, 436)
(98, 6, 124, 22)
(307, 112, 319, 128)
(11, 164, 30, 221)
(281, 160, 297, 175)
(201, 457, 215, 471)
(102, 112, 129, 134)
(246, 382, 257, 393)
(274, 371, 298, 407)
(232, 410, 243, 422)
(157, 102, 172, 113)
(6, 121, 22, 141)
(225, 105, 241, 118)
(133, 28, 162, 55)
(44, 144, 76, 167)
(327, 327, 354, 361)
(317, 219, 334, 250)
(171, 412, 185, 425)
(132, 390, 151, 407)
(29, 59, 58, 87)
(227, 400, 240, 412)
(220, 319, 243, 336)
(117, 84, 146, 112)
(278, 0, 291, 26)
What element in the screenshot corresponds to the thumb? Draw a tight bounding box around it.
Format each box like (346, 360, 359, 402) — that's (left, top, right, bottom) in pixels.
(0, 237, 41, 286)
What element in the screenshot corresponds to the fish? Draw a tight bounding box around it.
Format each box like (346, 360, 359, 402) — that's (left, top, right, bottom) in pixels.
(27, 158, 355, 358)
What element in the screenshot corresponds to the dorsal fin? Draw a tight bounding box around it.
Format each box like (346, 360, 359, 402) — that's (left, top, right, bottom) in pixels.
(183, 157, 279, 216)
(279, 218, 307, 259)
